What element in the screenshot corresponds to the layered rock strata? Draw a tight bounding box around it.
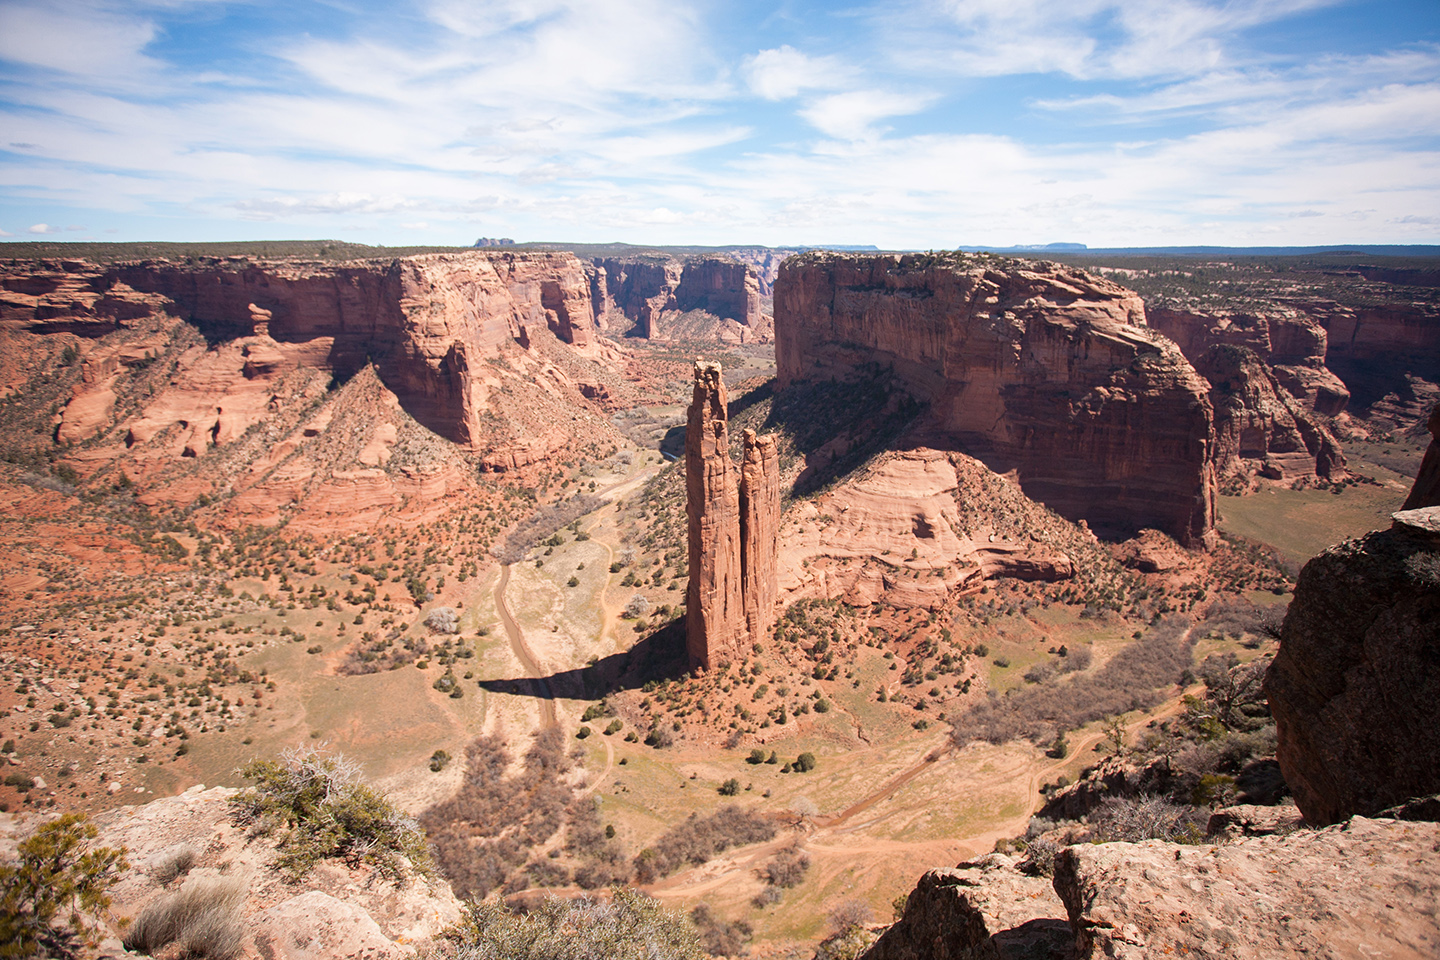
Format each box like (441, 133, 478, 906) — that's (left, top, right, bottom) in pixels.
(685, 363, 779, 670)
(588, 255, 769, 343)
(1264, 506, 1440, 825)
(775, 253, 1218, 546)
(1193, 344, 1346, 483)
(1, 253, 623, 472)
(1401, 403, 1440, 509)
(1148, 306, 1350, 415)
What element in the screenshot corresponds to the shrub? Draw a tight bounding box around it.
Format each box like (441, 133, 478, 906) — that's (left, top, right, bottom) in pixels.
(747, 749, 766, 765)
(576, 726, 592, 739)
(690, 902, 753, 957)
(429, 750, 452, 773)
(149, 843, 199, 884)
(1018, 836, 1059, 877)
(231, 745, 432, 882)
(122, 875, 246, 960)
(794, 752, 817, 773)
(718, 778, 740, 796)
(632, 807, 776, 882)
(426, 607, 460, 634)
(0, 813, 128, 959)
(435, 887, 703, 960)
(760, 842, 810, 888)
(1090, 795, 1206, 843)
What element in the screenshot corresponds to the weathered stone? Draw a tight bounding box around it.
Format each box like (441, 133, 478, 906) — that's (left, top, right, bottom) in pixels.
(1400, 403, 1440, 509)
(1264, 520, 1440, 826)
(1053, 817, 1440, 959)
(255, 890, 407, 960)
(863, 855, 1070, 960)
(1192, 344, 1346, 482)
(775, 253, 1217, 546)
(740, 428, 780, 647)
(1204, 803, 1304, 839)
(686, 362, 745, 669)
(588, 254, 768, 342)
(685, 364, 781, 670)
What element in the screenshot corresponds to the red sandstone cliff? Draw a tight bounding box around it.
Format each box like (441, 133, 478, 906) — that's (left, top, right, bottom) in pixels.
(589, 255, 769, 343)
(1401, 404, 1440, 509)
(774, 253, 1217, 547)
(0, 252, 632, 527)
(685, 363, 780, 670)
(1147, 305, 1350, 415)
(685, 362, 746, 669)
(1192, 344, 1346, 485)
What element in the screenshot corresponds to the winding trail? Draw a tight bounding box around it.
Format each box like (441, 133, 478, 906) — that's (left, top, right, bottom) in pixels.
(494, 563, 558, 729)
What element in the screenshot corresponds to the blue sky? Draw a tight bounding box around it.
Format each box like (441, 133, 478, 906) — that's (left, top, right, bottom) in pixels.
(1, 0, 1437, 248)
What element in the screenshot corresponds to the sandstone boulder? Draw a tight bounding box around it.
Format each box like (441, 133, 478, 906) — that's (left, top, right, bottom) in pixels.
(863, 855, 1070, 960)
(1263, 509, 1440, 825)
(255, 890, 408, 960)
(1053, 817, 1440, 959)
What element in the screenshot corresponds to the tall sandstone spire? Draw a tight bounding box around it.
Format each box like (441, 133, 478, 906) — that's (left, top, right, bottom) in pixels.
(685, 362, 780, 671)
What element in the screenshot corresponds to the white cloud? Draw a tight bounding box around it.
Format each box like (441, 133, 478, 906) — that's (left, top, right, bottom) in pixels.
(27, 223, 58, 234)
(799, 90, 937, 141)
(743, 45, 853, 100)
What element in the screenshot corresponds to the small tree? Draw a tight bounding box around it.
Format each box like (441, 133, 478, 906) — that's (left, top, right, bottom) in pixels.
(425, 607, 460, 634)
(0, 813, 129, 959)
(718, 778, 740, 796)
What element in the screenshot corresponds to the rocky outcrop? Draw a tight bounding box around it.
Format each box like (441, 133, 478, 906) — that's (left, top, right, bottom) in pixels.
(685, 363, 779, 670)
(1, 254, 631, 509)
(778, 448, 1079, 611)
(1148, 306, 1350, 415)
(863, 855, 1070, 960)
(875, 818, 1440, 960)
(1294, 296, 1440, 415)
(1053, 816, 1440, 959)
(3, 785, 465, 959)
(740, 429, 780, 647)
(1192, 344, 1346, 484)
(589, 255, 769, 343)
(1264, 506, 1440, 826)
(775, 253, 1217, 546)
(1401, 403, 1440, 509)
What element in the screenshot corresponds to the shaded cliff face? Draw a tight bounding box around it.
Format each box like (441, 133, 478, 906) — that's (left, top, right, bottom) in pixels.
(775, 253, 1217, 546)
(1193, 344, 1346, 484)
(589, 254, 769, 343)
(1401, 404, 1440, 509)
(1263, 509, 1440, 826)
(1148, 305, 1351, 416)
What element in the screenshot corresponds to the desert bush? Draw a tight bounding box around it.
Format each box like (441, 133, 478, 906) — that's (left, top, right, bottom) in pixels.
(1197, 653, 1272, 731)
(633, 807, 776, 883)
(689, 903, 753, 957)
(0, 813, 128, 960)
(1090, 796, 1206, 843)
(433, 887, 703, 960)
(122, 874, 247, 960)
(149, 843, 198, 884)
(1018, 836, 1060, 877)
(232, 744, 432, 882)
(718, 778, 740, 796)
(955, 618, 1195, 746)
(494, 495, 604, 564)
(622, 594, 651, 620)
(760, 842, 810, 888)
(426, 607, 460, 634)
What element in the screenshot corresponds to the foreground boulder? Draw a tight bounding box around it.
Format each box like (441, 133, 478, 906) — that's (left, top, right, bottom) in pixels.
(1054, 817, 1440, 959)
(873, 817, 1440, 960)
(1264, 506, 1440, 825)
(863, 854, 1069, 960)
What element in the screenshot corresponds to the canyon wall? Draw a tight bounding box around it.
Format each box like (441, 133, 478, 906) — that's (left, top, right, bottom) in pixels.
(1, 252, 617, 464)
(1264, 505, 1440, 826)
(588, 255, 769, 343)
(1147, 306, 1350, 416)
(774, 253, 1217, 546)
(685, 363, 779, 670)
(1402, 404, 1440, 510)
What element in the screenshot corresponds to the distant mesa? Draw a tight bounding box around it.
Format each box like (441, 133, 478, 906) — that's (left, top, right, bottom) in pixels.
(472, 237, 515, 247)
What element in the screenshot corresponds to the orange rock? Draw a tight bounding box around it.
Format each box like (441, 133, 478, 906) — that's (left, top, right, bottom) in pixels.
(685, 362, 746, 669)
(740, 428, 780, 647)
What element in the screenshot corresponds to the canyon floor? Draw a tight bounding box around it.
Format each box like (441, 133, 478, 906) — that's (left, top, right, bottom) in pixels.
(4, 364, 1418, 956)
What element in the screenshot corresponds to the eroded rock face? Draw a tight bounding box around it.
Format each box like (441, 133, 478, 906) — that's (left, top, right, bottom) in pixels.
(1401, 403, 1440, 509)
(1148, 306, 1350, 415)
(863, 855, 1070, 960)
(588, 254, 769, 343)
(1264, 510, 1440, 826)
(775, 253, 1217, 546)
(1053, 817, 1440, 959)
(685, 363, 780, 670)
(1193, 344, 1346, 483)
